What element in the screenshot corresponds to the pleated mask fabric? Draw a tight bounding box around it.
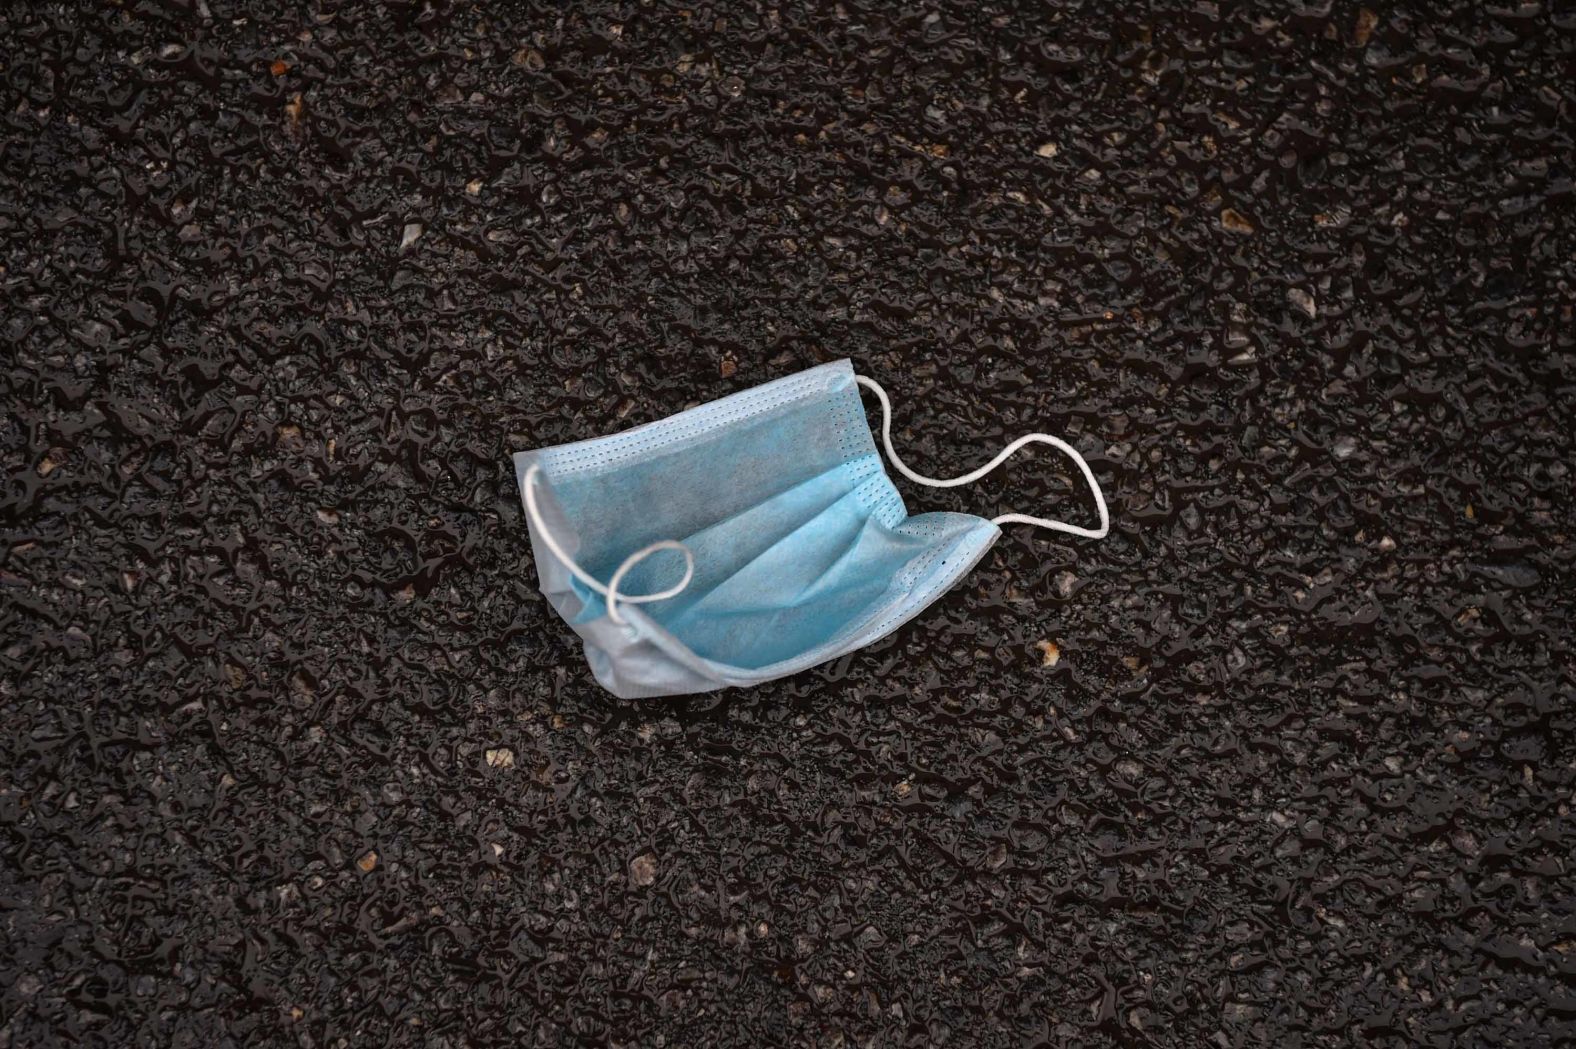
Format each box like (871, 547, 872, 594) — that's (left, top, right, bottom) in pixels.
(512, 359, 1108, 699)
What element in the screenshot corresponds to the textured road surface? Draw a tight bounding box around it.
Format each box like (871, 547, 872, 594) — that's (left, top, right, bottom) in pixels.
(3, 2, 1574, 1046)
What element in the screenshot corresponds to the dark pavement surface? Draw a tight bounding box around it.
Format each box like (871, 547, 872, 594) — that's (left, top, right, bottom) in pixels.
(3, 2, 1574, 1046)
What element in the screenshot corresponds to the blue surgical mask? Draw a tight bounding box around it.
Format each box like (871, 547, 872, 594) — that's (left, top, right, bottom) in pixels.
(512, 359, 1108, 698)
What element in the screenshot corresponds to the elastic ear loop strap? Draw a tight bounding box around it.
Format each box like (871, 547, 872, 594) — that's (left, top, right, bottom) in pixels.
(522, 462, 694, 625)
(854, 375, 1110, 539)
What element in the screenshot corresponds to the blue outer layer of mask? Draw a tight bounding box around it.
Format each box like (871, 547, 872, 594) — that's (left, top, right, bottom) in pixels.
(512, 359, 1000, 699)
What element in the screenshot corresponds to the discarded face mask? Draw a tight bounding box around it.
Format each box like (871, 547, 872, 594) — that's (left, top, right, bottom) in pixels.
(512, 359, 1109, 698)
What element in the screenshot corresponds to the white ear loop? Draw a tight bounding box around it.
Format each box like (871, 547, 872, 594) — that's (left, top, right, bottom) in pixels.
(522, 462, 694, 625)
(854, 375, 1110, 539)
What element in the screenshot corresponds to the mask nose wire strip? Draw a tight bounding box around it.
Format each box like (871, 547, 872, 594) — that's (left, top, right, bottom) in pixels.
(522, 463, 695, 625)
(854, 375, 1111, 540)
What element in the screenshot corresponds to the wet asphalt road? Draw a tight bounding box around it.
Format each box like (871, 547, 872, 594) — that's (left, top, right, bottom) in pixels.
(2, 2, 1574, 1046)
